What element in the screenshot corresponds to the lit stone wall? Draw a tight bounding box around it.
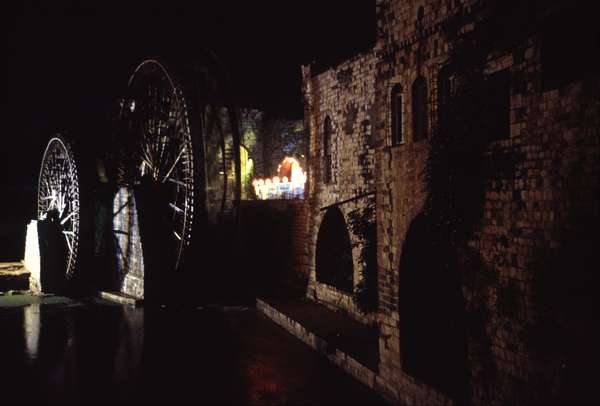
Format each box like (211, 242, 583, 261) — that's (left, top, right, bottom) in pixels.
(23, 220, 41, 293)
(112, 187, 145, 299)
(372, 0, 600, 404)
(298, 0, 600, 404)
(303, 51, 378, 325)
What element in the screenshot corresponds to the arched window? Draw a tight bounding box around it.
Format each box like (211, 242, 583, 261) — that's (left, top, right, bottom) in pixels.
(316, 207, 353, 293)
(323, 116, 333, 183)
(417, 6, 424, 22)
(412, 77, 428, 141)
(416, 6, 424, 30)
(391, 84, 404, 146)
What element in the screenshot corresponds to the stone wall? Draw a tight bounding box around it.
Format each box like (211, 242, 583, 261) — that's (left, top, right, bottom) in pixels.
(372, 0, 600, 404)
(23, 220, 41, 293)
(299, 0, 600, 404)
(303, 51, 378, 324)
(113, 187, 145, 299)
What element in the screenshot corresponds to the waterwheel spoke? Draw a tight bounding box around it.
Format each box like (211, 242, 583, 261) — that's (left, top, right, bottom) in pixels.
(60, 211, 76, 225)
(169, 203, 183, 213)
(162, 146, 186, 183)
(167, 178, 186, 187)
(63, 233, 73, 255)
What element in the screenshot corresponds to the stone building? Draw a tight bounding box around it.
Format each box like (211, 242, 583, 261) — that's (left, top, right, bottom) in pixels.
(299, 0, 599, 404)
(302, 51, 378, 324)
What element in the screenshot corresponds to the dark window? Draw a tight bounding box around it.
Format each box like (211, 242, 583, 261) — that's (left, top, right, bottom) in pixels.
(323, 117, 332, 183)
(412, 77, 428, 141)
(485, 69, 510, 141)
(391, 84, 404, 145)
(316, 207, 354, 293)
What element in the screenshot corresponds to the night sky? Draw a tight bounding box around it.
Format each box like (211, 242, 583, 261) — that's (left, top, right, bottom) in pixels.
(1, 1, 375, 256)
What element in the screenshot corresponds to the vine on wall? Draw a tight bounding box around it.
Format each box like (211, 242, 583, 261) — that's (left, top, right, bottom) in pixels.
(348, 197, 378, 313)
(422, 3, 525, 401)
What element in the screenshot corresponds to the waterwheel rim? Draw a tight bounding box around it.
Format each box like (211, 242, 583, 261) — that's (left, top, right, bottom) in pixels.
(37, 136, 80, 279)
(123, 59, 195, 270)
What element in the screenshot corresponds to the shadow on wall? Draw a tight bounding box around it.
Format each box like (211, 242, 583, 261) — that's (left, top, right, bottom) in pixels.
(315, 207, 354, 294)
(396, 12, 510, 401)
(398, 212, 468, 402)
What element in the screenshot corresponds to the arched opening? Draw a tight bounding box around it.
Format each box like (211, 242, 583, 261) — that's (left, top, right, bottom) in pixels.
(323, 116, 333, 184)
(398, 212, 467, 402)
(315, 207, 353, 293)
(391, 84, 404, 146)
(412, 77, 428, 141)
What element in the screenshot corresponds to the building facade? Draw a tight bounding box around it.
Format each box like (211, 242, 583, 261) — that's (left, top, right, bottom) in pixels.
(301, 0, 599, 404)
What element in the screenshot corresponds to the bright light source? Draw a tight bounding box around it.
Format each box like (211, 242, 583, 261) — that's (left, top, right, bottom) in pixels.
(251, 156, 306, 200)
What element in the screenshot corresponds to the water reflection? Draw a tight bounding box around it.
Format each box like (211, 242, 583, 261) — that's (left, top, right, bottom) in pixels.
(113, 306, 144, 386)
(23, 303, 40, 363)
(2, 300, 385, 405)
(10, 304, 243, 403)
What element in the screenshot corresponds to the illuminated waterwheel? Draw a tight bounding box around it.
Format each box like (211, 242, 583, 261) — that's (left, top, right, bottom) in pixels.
(113, 56, 241, 300)
(120, 60, 195, 270)
(37, 136, 80, 279)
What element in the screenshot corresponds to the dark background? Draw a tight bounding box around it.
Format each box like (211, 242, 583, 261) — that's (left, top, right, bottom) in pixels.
(0, 0, 375, 260)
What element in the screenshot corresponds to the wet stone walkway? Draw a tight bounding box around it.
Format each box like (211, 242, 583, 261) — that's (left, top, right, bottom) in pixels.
(0, 295, 387, 405)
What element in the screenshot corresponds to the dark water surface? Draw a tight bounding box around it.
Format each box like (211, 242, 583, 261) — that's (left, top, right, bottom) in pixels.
(0, 296, 386, 405)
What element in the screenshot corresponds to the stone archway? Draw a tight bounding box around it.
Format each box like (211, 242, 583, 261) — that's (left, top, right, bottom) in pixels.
(315, 207, 353, 293)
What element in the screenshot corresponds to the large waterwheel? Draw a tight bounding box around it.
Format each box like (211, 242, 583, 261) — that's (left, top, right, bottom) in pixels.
(37, 136, 80, 281)
(36, 133, 101, 295)
(36, 135, 90, 293)
(113, 56, 241, 300)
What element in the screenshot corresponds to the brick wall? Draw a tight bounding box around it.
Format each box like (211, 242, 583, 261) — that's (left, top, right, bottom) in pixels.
(303, 51, 379, 325)
(372, 0, 600, 404)
(297, 0, 600, 404)
(113, 187, 145, 299)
